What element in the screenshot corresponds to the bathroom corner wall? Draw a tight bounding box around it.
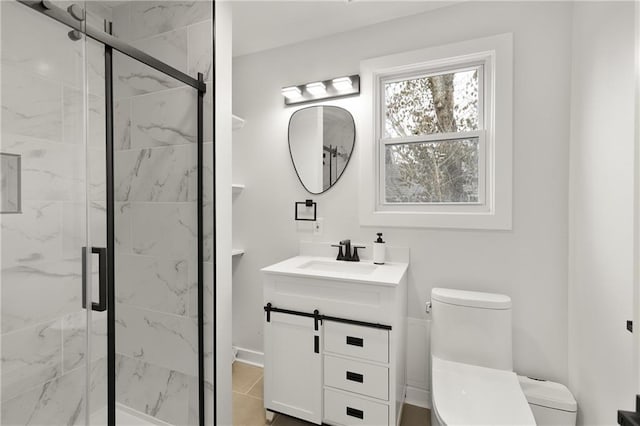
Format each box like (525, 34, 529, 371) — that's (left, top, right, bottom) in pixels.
(214, 2, 234, 425)
(109, 2, 214, 424)
(568, 2, 637, 424)
(232, 0, 573, 405)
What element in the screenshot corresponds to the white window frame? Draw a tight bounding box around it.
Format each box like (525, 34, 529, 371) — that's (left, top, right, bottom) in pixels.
(359, 33, 513, 229)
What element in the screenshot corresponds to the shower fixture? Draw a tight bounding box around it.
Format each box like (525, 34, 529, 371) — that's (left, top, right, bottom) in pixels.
(67, 3, 85, 21)
(67, 29, 82, 41)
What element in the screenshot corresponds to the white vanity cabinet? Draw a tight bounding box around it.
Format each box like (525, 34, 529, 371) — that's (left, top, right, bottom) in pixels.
(262, 256, 408, 426)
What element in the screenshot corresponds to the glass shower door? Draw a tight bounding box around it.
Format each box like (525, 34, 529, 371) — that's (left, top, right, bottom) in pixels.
(111, 49, 202, 426)
(0, 1, 105, 424)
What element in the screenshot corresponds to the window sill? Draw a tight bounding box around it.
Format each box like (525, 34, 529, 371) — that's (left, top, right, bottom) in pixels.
(359, 209, 512, 230)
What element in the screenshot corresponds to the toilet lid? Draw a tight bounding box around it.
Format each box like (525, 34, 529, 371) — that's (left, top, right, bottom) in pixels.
(432, 357, 536, 426)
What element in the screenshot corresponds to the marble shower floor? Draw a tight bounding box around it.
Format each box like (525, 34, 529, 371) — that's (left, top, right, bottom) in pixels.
(232, 361, 431, 426)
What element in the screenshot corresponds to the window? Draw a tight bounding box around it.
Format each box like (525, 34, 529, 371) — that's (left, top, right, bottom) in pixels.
(359, 34, 513, 229)
(383, 66, 484, 205)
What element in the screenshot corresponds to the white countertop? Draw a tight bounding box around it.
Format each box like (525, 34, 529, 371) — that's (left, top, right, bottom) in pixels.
(261, 255, 408, 286)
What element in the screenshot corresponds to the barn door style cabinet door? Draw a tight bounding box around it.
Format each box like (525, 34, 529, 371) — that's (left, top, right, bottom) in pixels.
(263, 310, 322, 424)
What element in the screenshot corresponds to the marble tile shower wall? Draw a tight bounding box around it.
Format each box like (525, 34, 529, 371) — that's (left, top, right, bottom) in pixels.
(110, 2, 213, 425)
(0, 2, 111, 425)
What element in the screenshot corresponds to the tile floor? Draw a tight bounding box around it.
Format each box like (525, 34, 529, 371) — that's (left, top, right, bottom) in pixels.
(232, 361, 431, 426)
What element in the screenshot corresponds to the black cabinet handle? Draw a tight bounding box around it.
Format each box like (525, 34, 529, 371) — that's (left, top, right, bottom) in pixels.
(82, 247, 107, 312)
(346, 407, 364, 419)
(346, 371, 363, 383)
(346, 336, 364, 347)
(314, 335, 319, 353)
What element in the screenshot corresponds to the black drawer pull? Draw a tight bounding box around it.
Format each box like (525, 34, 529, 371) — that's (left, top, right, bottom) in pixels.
(314, 336, 319, 353)
(346, 407, 364, 419)
(346, 371, 363, 383)
(346, 336, 363, 347)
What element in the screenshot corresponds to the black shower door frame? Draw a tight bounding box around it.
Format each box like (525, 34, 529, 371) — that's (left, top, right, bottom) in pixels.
(15, 2, 214, 425)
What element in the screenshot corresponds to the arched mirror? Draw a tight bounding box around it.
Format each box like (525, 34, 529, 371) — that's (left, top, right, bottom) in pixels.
(288, 106, 355, 194)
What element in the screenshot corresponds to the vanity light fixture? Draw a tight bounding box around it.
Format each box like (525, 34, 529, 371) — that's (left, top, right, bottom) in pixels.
(282, 74, 360, 106)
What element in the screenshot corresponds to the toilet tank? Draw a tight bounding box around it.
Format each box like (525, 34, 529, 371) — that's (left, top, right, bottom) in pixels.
(431, 288, 513, 371)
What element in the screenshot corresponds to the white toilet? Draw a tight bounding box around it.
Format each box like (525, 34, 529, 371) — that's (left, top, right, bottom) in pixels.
(429, 288, 577, 425)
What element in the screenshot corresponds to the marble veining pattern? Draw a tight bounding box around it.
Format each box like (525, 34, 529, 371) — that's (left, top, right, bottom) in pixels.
(115, 202, 133, 253)
(61, 311, 107, 372)
(132, 28, 188, 73)
(63, 86, 106, 147)
(188, 21, 213, 81)
(1, 319, 62, 402)
(116, 354, 191, 425)
(203, 142, 213, 203)
(61, 201, 99, 261)
(128, 1, 212, 41)
(1, 358, 107, 426)
(116, 254, 189, 316)
(115, 145, 197, 202)
(89, 147, 107, 202)
(114, 52, 184, 99)
(1, 65, 64, 142)
(115, 99, 132, 151)
(1, 261, 81, 334)
(1, 153, 20, 212)
(1, 364, 86, 425)
(1, 135, 84, 202)
(1, 201, 63, 268)
(131, 202, 197, 259)
(132, 87, 197, 148)
(203, 201, 214, 262)
(115, 304, 198, 377)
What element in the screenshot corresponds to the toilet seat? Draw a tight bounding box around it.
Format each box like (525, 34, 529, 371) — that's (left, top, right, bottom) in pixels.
(432, 357, 536, 426)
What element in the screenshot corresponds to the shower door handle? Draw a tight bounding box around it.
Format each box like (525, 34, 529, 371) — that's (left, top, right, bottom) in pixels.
(82, 247, 107, 312)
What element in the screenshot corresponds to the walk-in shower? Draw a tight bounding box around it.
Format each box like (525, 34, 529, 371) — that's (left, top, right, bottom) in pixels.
(0, 1, 215, 424)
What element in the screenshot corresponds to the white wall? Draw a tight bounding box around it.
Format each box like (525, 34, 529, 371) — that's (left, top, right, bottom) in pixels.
(216, 2, 233, 425)
(568, 2, 637, 424)
(232, 0, 573, 398)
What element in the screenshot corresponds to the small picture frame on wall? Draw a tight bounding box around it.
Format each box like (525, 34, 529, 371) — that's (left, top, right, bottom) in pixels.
(1, 153, 22, 214)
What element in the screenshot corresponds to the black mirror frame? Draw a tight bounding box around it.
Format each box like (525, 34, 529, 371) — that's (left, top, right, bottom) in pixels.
(287, 105, 356, 195)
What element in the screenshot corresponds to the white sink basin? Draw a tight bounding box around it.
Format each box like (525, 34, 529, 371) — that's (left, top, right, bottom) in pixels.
(298, 260, 377, 275)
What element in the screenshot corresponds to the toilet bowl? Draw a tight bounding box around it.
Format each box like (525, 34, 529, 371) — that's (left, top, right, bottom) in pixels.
(429, 288, 536, 426)
(432, 357, 535, 426)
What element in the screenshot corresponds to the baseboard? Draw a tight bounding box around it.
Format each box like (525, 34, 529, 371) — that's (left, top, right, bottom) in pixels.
(405, 386, 431, 409)
(233, 346, 264, 367)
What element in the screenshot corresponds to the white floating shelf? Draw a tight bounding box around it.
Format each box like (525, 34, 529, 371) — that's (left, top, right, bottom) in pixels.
(232, 114, 245, 131)
(232, 249, 245, 257)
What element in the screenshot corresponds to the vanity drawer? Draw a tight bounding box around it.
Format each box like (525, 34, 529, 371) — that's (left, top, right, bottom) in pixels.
(324, 322, 389, 363)
(324, 355, 388, 400)
(324, 388, 389, 426)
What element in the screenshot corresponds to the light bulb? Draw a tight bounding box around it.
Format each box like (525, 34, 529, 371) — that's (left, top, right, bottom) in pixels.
(306, 82, 326, 96)
(282, 86, 302, 100)
(332, 77, 352, 91)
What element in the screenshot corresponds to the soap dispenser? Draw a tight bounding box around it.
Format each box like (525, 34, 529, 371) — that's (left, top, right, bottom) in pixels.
(373, 232, 386, 265)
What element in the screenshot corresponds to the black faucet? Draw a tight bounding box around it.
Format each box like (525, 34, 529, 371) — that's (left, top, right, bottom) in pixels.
(331, 240, 365, 262)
